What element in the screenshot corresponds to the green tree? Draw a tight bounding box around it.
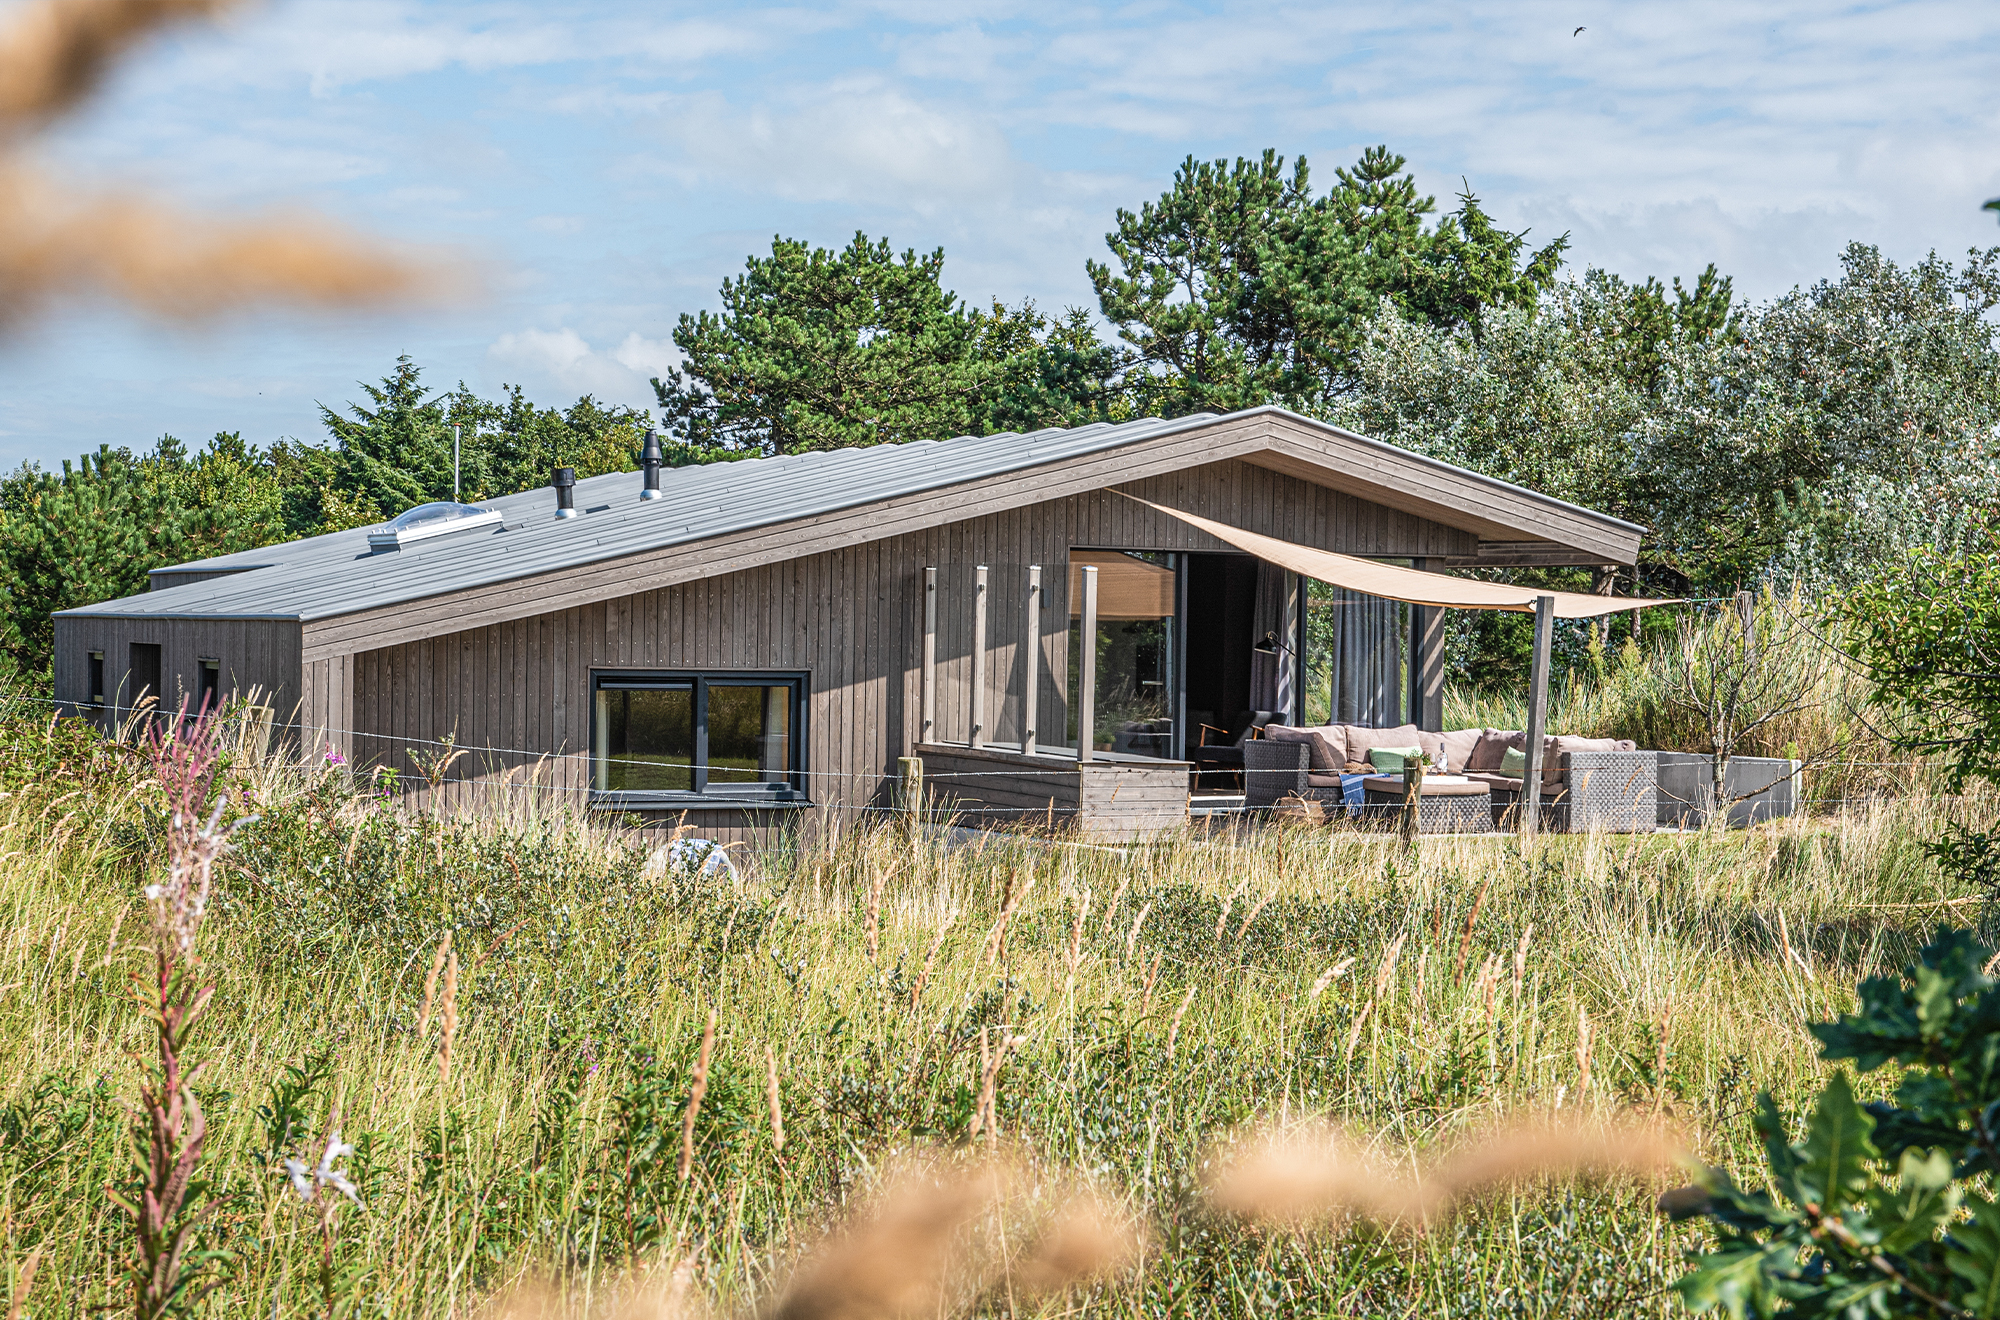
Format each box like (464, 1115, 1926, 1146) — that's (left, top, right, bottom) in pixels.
(1334, 243, 2000, 599)
(1838, 533, 2000, 792)
(972, 299, 1132, 434)
(654, 233, 993, 455)
(1087, 146, 1569, 415)
(316, 356, 646, 511)
(1639, 243, 2000, 589)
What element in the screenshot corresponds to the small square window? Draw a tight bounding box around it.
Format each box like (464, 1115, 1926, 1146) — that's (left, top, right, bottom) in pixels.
(591, 671, 805, 804)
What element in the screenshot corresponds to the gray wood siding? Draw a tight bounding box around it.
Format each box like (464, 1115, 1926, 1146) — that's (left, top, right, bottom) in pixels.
(51, 614, 301, 731)
(344, 458, 1472, 838)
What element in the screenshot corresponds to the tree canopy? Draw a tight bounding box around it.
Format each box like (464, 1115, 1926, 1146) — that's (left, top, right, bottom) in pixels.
(653, 234, 1125, 457)
(7, 143, 1999, 694)
(1087, 147, 1570, 415)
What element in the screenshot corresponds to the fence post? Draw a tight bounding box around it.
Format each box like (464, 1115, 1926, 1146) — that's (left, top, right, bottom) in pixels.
(1078, 565, 1098, 765)
(921, 567, 937, 745)
(970, 564, 989, 748)
(1022, 565, 1041, 758)
(1400, 757, 1426, 850)
(898, 755, 924, 819)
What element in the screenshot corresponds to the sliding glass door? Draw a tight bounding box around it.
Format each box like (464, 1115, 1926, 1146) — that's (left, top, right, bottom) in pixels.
(1299, 576, 1411, 727)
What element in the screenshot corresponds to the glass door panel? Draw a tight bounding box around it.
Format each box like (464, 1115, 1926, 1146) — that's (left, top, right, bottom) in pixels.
(1067, 550, 1177, 756)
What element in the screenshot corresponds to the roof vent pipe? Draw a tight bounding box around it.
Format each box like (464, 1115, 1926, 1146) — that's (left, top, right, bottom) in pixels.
(553, 466, 577, 519)
(640, 428, 664, 501)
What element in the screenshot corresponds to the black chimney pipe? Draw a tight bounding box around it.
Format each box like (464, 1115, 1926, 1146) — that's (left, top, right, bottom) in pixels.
(553, 466, 577, 519)
(641, 428, 663, 501)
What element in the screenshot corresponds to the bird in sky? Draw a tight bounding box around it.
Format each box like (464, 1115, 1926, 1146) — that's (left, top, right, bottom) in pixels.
(1573, 26, 1586, 36)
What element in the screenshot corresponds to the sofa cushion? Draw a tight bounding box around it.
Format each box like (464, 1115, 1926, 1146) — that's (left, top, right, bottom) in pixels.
(1304, 771, 1347, 788)
(1263, 724, 1342, 772)
(1467, 729, 1523, 772)
(1367, 745, 1426, 773)
(1345, 723, 1430, 767)
(1435, 727, 1483, 773)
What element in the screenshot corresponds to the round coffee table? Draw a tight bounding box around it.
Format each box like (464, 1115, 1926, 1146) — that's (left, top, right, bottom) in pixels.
(1359, 774, 1494, 834)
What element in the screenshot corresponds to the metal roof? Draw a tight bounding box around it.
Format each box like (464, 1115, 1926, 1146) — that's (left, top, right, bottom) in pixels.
(59, 407, 1642, 624)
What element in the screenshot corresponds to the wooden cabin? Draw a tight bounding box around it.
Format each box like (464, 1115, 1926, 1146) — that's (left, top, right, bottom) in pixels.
(52, 408, 1641, 841)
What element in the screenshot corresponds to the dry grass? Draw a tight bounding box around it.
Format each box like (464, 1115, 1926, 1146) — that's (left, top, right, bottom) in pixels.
(1209, 1116, 1685, 1232)
(0, 0, 457, 327)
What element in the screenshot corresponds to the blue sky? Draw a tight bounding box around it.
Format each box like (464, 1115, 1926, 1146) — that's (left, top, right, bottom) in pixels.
(3, 0, 1998, 470)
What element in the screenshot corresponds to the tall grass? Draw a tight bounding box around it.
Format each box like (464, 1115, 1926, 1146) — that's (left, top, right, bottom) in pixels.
(0, 704, 1981, 1318)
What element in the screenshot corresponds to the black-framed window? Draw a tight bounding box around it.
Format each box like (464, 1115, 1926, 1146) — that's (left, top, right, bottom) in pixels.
(88, 651, 105, 706)
(590, 671, 807, 803)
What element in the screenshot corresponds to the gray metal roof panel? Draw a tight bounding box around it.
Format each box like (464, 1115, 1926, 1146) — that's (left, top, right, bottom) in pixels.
(61, 408, 1640, 623)
(69, 413, 1218, 621)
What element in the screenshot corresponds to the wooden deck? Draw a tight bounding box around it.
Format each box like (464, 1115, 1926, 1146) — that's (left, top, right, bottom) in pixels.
(916, 741, 1191, 842)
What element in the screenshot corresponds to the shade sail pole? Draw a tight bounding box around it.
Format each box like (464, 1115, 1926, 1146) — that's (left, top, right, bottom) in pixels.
(1078, 565, 1098, 764)
(970, 565, 988, 748)
(1022, 565, 1041, 757)
(921, 567, 937, 744)
(1520, 594, 1555, 838)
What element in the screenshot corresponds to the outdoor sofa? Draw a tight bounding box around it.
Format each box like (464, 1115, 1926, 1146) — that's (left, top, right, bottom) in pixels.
(1244, 722, 1659, 833)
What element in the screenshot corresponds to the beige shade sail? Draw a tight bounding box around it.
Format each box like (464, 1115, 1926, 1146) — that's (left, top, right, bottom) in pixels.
(1069, 549, 1177, 620)
(1124, 495, 1677, 618)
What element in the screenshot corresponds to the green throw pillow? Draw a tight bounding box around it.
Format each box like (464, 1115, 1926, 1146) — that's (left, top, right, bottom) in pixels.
(1498, 746, 1528, 779)
(1367, 745, 1425, 773)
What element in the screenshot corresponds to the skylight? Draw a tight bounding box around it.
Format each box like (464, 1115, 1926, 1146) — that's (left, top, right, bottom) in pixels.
(366, 501, 503, 551)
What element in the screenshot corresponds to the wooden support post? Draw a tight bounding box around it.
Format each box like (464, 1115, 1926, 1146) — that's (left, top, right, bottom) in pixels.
(1022, 565, 1041, 758)
(921, 567, 937, 744)
(1077, 565, 1098, 764)
(970, 564, 989, 748)
(1520, 594, 1555, 838)
(898, 755, 923, 819)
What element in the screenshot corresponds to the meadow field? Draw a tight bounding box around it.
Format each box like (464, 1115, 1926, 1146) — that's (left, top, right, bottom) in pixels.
(0, 698, 1981, 1319)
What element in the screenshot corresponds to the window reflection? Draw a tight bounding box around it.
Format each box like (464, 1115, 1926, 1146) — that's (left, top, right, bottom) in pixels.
(594, 686, 693, 791)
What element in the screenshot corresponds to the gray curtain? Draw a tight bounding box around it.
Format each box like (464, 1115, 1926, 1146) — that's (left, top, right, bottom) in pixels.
(1248, 562, 1296, 716)
(1315, 588, 1405, 726)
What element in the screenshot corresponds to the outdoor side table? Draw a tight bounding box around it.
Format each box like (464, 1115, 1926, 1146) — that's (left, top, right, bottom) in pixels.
(1359, 774, 1494, 834)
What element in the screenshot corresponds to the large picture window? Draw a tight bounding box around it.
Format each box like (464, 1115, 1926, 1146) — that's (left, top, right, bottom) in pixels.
(591, 672, 806, 803)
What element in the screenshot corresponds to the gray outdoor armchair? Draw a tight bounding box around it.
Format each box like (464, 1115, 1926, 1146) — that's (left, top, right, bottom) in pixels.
(1243, 738, 1333, 809)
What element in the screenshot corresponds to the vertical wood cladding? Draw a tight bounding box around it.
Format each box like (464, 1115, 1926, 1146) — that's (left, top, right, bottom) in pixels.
(345, 459, 1474, 839)
(51, 615, 301, 733)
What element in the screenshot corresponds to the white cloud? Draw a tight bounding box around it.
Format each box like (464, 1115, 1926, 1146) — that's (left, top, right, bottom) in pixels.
(671, 86, 1021, 209)
(612, 332, 679, 378)
(486, 327, 677, 400)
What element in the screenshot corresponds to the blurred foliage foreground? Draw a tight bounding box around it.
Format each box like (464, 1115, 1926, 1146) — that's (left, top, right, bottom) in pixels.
(0, 703, 1992, 1319)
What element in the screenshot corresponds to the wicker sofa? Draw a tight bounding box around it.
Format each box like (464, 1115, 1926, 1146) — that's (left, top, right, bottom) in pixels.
(1245, 723, 1659, 833)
